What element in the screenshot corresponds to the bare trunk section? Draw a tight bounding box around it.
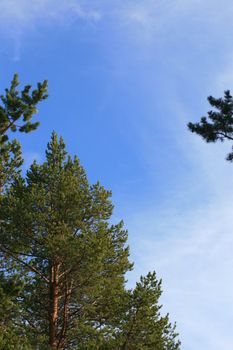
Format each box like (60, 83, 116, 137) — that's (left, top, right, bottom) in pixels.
(58, 280, 73, 349)
(49, 262, 60, 350)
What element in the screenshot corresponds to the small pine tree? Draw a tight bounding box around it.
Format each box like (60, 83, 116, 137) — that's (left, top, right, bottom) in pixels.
(115, 272, 180, 350)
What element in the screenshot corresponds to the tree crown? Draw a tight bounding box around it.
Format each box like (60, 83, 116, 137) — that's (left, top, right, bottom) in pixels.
(188, 90, 233, 161)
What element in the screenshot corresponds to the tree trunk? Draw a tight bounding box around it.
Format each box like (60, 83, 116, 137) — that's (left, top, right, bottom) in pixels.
(58, 280, 73, 349)
(49, 262, 60, 349)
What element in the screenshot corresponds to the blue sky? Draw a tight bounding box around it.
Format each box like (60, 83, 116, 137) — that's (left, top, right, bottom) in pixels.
(1, 1, 233, 349)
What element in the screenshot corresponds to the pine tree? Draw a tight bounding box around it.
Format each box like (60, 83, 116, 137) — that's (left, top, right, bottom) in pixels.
(188, 90, 233, 161)
(0, 74, 48, 192)
(0, 133, 181, 350)
(1, 132, 131, 349)
(115, 272, 180, 350)
(0, 74, 48, 349)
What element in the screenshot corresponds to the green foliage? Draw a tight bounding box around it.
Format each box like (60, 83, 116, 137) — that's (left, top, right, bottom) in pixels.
(0, 73, 48, 144)
(0, 269, 32, 350)
(0, 74, 180, 350)
(0, 133, 181, 349)
(115, 272, 180, 350)
(0, 74, 48, 191)
(188, 90, 233, 161)
(0, 74, 48, 348)
(1, 132, 132, 348)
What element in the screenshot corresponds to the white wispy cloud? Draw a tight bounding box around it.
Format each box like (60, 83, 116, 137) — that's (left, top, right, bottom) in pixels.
(1, 0, 233, 60)
(112, 2, 233, 347)
(125, 124, 233, 350)
(22, 151, 42, 171)
(0, 0, 101, 60)
(215, 55, 233, 92)
(0, 0, 101, 25)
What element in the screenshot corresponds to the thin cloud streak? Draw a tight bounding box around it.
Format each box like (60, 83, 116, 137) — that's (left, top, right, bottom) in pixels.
(0, 0, 101, 59)
(124, 94, 233, 350)
(126, 134, 233, 350)
(113, 5, 233, 343)
(22, 152, 42, 171)
(1, 0, 233, 61)
(0, 0, 101, 25)
(101, 3, 233, 347)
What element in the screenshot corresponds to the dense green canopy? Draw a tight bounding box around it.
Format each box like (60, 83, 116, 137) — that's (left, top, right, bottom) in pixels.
(0, 75, 181, 350)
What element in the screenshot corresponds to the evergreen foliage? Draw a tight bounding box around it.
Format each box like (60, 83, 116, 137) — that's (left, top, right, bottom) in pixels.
(0, 75, 181, 349)
(113, 272, 180, 350)
(188, 90, 233, 161)
(0, 74, 48, 191)
(0, 74, 48, 349)
(0, 133, 180, 349)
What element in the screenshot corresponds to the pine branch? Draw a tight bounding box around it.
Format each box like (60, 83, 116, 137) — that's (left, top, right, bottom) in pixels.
(1, 245, 49, 283)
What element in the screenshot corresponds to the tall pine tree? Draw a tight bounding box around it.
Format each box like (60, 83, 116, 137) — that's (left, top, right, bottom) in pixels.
(0, 133, 181, 350)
